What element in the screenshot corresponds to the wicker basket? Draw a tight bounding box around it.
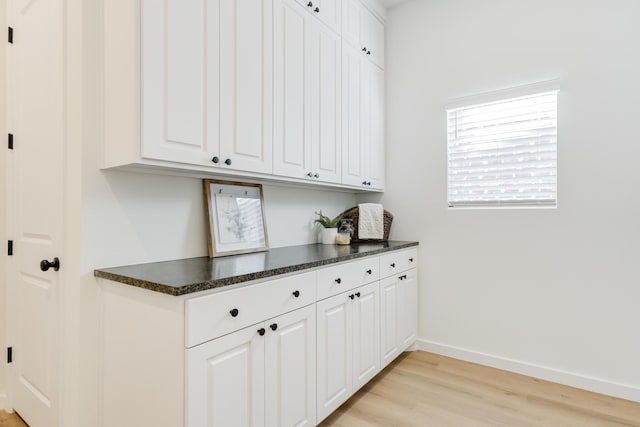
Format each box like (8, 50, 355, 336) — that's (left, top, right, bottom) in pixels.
(340, 206, 393, 242)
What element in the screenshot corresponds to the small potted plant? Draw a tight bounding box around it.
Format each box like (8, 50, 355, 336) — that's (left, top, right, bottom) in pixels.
(314, 210, 342, 244)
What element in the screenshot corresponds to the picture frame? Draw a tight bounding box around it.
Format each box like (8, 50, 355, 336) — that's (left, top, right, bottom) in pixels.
(203, 180, 269, 258)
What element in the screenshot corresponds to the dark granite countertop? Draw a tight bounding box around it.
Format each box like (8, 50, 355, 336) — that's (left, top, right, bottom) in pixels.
(94, 241, 418, 296)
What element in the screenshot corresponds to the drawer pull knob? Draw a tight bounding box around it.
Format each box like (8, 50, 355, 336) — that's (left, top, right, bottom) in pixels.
(409, 258, 414, 262)
(335, 278, 342, 284)
(257, 328, 266, 336)
(270, 323, 278, 331)
(211, 156, 219, 164)
(292, 290, 300, 298)
(229, 308, 239, 317)
(355, 292, 361, 298)
(390, 263, 396, 268)
(349, 294, 355, 300)
(366, 269, 372, 275)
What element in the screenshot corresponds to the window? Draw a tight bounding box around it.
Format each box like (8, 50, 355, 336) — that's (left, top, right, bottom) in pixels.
(447, 84, 558, 208)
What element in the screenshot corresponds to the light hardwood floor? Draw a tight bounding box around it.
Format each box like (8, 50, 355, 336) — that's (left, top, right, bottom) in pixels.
(2, 351, 638, 427)
(320, 351, 640, 427)
(0, 410, 27, 427)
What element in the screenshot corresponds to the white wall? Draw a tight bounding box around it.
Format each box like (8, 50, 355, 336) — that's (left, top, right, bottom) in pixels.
(383, 0, 640, 400)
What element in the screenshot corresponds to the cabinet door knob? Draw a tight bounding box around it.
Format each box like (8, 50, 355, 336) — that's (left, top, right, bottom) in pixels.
(211, 156, 219, 164)
(307, 172, 313, 178)
(367, 50, 371, 55)
(40, 257, 60, 272)
(292, 290, 300, 298)
(335, 278, 342, 284)
(362, 47, 367, 52)
(230, 308, 239, 317)
(367, 181, 372, 186)
(409, 258, 414, 262)
(270, 323, 278, 331)
(349, 294, 355, 300)
(314, 7, 320, 12)
(257, 328, 266, 336)
(307, 1, 313, 6)
(362, 181, 367, 186)
(366, 269, 372, 275)
(314, 173, 319, 178)
(224, 158, 232, 166)
(390, 263, 396, 268)
(355, 292, 361, 298)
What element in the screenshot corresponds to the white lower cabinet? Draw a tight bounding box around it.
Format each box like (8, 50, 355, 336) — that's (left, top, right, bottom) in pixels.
(99, 247, 417, 427)
(316, 281, 380, 423)
(187, 304, 316, 427)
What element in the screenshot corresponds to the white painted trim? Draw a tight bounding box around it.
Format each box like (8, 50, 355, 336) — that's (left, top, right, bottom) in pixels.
(416, 339, 640, 403)
(445, 79, 561, 111)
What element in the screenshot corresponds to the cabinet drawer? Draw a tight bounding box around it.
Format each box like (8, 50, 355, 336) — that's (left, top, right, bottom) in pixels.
(186, 271, 316, 348)
(317, 258, 379, 300)
(379, 248, 418, 278)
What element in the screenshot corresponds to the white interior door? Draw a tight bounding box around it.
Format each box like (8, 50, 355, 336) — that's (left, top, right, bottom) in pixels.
(6, 0, 65, 425)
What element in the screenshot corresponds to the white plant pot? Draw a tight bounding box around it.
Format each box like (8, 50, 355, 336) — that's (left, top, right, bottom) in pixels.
(321, 228, 338, 245)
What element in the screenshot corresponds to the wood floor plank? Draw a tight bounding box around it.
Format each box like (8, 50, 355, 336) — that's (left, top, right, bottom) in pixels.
(0, 411, 28, 427)
(319, 351, 640, 427)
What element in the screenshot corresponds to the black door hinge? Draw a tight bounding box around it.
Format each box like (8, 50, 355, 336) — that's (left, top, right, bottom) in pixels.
(7, 347, 12, 364)
(8, 240, 13, 256)
(8, 27, 13, 44)
(8, 133, 14, 150)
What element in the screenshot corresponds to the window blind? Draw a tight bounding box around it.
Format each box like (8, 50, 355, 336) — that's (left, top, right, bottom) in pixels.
(447, 90, 558, 207)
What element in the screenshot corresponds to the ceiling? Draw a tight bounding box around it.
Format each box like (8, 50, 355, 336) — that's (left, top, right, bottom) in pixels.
(380, 0, 410, 8)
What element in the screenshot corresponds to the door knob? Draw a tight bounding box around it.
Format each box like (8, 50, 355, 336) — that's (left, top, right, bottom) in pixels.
(292, 290, 300, 298)
(270, 323, 278, 331)
(40, 257, 60, 272)
(314, 7, 320, 12)
(355, 292, 361, 298)
(224, 158, 232, 166)
(349, 294, 355, 300)
(307, 1, 313, 6)
(211, 156, 219, 164)
(230, 308, 239, 317)
(257, 328, 266, 336)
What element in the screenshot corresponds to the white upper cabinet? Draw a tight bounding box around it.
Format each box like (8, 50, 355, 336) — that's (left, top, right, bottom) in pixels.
(105, 0, 385, 191)
(141, 0, 272, 174)
(274, 0, 341, 184)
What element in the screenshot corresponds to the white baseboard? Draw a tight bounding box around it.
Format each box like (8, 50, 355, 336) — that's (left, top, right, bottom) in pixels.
(417, 339, 640, 403)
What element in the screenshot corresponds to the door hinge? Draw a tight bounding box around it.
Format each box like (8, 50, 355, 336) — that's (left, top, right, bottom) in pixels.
(8, 133, 14, 150)
(8, 240, 13, 256)
(8, 27, 13, 44)
(7, 347, 12, 364)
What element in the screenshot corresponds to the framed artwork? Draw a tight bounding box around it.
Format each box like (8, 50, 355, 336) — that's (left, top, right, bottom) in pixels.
(203, 180, 269, 257)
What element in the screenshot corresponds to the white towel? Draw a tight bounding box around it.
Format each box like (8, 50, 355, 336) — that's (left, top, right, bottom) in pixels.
(358, 203, 384, 240)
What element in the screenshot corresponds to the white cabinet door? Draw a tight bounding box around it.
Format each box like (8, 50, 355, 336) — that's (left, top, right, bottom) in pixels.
(341, 0, 362, 48)
(273, 0, 313, 180)
(186, 324, 265, 427)
(142, 0, 215, 166)
(274, 0, 342, 184)
(380, 275, 400, 367)
(352, 282, 381, 391)
(397, 268, 418, 349)
(360, 6, 384, 69)
(316, 292, 353, 422)
(341, 42, 365, 187)
(311, 20, 342, 184)
(218, 0, 273, 173)
(265, 305, 316, 427)
(367, 62, 385, 190)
